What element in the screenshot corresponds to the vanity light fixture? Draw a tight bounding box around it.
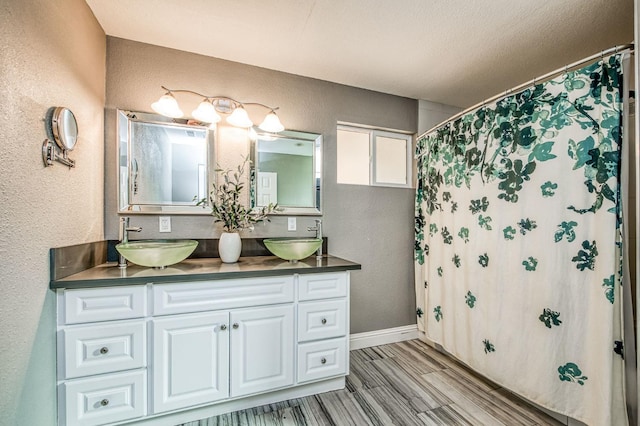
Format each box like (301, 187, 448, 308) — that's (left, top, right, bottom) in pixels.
(151, 92, 183, 118)
(226, 105, 253, 128)
(260, 110, 285, 132)
(151, 86, 285, 132)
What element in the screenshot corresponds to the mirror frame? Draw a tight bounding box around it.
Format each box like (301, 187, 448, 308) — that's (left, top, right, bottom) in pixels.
(250, 128, 322, 216)
(50, 107, 78, 151)
(117, 109, 215, 215)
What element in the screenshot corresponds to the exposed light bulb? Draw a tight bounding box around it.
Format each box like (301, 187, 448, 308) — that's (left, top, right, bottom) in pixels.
(226, 105, 253, 128)
(192, 100, 221, 123)
(151, 93, 183, 118)
(259, 111, 285, 133)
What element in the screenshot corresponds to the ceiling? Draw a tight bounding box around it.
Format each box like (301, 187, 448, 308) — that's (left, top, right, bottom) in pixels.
(86, 0, 633, 108)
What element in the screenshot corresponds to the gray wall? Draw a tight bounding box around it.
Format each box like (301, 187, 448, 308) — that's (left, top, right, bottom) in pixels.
(105, 37, 418, 334)
(418, 99, 461, 135)
(0, 1, 106, 425)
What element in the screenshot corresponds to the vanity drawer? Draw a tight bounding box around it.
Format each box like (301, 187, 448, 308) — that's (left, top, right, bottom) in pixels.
(298, 272, 347, 301)
(61, 286, 146, 325)
(153, 276, 294, 315)
(60, 370, 146, 426)
(298, 299, 347, 342)
(297, 337, 347, 383)
(61, 321, 146, 379)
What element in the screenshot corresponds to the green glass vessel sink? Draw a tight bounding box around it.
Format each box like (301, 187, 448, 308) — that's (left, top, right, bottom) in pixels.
(263, 238, 322, 263)
(115, 239, 198, 268)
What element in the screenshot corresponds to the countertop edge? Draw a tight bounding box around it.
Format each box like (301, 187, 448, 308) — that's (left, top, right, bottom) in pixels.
(50, 256, 362, 290)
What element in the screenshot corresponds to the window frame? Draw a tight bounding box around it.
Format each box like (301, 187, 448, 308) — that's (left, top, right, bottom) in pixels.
(337, 124, 414, 188)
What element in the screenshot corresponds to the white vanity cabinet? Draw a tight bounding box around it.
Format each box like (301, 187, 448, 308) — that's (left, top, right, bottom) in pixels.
(56, 271, 350, 426)
(229, 305, 295, 397)
(151, 304, 295, 414)
(57, 286, 148, 426)
(297, 273, 349, 384)
(151, 311, 230, 413)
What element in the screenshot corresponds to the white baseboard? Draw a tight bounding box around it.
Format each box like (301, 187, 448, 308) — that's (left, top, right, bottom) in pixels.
(349, 324, 421, 350)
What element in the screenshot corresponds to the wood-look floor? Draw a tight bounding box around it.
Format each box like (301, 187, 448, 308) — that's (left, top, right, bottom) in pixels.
(180, 339, 563, 426)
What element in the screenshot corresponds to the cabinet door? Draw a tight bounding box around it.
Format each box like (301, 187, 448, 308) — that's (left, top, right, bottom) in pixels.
(152, 312, 229, 414)
(230, 305, 294, 397)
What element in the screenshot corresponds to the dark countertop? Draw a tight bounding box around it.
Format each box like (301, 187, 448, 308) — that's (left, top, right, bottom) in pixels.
(50, 255, 361, 289)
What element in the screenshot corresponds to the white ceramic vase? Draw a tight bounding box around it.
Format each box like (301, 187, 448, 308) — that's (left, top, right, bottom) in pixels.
(219, 232, 242, 263)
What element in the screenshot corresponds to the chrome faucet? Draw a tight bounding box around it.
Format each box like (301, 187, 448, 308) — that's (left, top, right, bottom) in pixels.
(307, 219, 323, 258)
(118, 217, 142, 268)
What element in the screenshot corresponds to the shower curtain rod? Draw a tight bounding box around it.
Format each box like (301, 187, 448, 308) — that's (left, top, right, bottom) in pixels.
(418, 43, 635, 143)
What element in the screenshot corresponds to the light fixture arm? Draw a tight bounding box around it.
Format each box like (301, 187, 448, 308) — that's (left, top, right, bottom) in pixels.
(154, 86, 285, 131)
(160, 86, 279, 111)
(243, 102, 280, 112)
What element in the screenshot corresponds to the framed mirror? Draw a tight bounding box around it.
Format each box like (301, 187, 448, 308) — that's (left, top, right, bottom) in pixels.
(117, 109, 214, 214)
(251, 129, 322, 215)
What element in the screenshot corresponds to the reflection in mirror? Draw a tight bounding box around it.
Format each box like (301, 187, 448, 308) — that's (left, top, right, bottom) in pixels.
(117, 110, 214, 214)
(251, 129, 322, 215)
(50, 107, 78, 151)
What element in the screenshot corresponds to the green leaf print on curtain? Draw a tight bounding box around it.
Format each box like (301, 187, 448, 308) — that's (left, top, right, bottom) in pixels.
(414, 53, 626, 426)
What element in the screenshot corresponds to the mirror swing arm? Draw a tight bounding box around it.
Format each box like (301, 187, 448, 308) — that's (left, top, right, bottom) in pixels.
(42, 139, 75, 168)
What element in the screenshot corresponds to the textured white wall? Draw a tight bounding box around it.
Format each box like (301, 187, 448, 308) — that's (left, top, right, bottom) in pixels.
(0, 1, 106, 424)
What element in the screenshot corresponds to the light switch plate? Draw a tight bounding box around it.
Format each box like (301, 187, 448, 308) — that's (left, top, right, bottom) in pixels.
(287, 217, 296, 231)
(159, 216, 171, 233)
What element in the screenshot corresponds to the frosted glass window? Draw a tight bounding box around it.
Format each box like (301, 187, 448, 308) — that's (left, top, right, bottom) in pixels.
(337, 125, 413, 188)
(337, 129, 370, 185)
(374, 134, 409, 185)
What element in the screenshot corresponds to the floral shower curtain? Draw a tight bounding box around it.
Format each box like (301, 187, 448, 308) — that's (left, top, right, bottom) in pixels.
(414, 54, 628, 425)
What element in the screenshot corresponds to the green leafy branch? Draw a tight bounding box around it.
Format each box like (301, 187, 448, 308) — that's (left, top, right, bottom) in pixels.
(197, 157, 280, 232)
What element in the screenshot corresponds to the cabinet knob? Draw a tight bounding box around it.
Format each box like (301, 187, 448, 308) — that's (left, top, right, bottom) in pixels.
(220, 324, 227, 331)
(99, 347, 109, 355)
(100, 399, 109, 407)
(321, 357, 327, 364)
(233, 323, 239, 329)
(321, 318, 327, 325)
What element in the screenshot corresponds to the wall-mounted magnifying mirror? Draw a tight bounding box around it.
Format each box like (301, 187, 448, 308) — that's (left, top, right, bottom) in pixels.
(250, 128, 322, 215)
(50, 107, 78, 151)
(42, 106, 78, 168)
(117, 109, 214, 214)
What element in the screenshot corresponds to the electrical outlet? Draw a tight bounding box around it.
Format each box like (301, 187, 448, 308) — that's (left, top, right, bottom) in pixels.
(159, 216, 171, 233)
(287, 217, 296, 231)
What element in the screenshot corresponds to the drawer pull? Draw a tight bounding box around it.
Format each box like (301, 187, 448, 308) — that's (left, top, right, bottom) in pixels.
(233, 323, 239, 329)
(321, 318, 327, 325)
(99, 347, 109, 355)
(100, 399, 109, 407)
(321, 357, 327, 364)
(220, 324, 227, 331)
